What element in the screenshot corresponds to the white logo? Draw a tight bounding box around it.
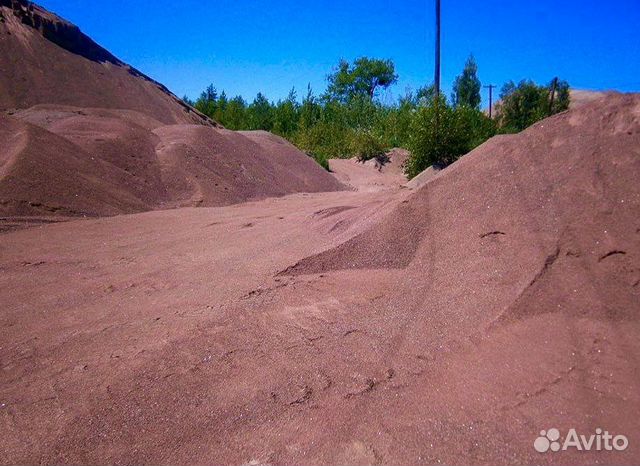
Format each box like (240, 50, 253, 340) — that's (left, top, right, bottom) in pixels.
(534, 428, 629, 453)
(534, 428, 561, 452)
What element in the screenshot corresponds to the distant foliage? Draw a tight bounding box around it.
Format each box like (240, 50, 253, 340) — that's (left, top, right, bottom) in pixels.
(452, 54, 481, 109)
(194, 84, 218, 117)
(185, 56, 568, 173)
(222, 96, 249, 130)
(273, 88, 299, 138)
(497, 78, 570, 132)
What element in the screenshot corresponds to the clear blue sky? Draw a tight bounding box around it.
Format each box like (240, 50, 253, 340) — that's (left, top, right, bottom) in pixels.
(38, 0, 640, 106)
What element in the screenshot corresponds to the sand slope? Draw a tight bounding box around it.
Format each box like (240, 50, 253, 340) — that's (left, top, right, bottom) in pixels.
(0, 1, 346, 218)
(329, 148, 409, 192)
(154, 126, 346, 208)
(0, 0, 346, 219)
(0, 107, 346, 217)
(0, 0, 210, 126)
(0, 114, 150, 216)
(1, 94, 638, 465)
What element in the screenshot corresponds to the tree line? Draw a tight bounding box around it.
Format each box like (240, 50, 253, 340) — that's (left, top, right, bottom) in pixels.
(184, 56, 570, 177)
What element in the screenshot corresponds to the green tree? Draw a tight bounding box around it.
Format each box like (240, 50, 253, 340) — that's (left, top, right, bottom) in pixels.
(452, 54, 481, 109)
(299, 84, 321, 130)
(273, 87, 299, 137)
(213, 91, 228, 123)
(194, 84, 218, 117)
(380, 89, 416, 147)
(416, 84, 437, 105)
(247, 92, 274, 130)
(222, 96, 248, 130)
(497, 78, 570, 132)
(326, 57, 398, 102)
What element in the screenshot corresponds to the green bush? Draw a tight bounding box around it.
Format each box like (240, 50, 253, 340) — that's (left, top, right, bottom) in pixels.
(497, 79, 570, 132)
(307, 151, 331, 171)
(455, 105, 498, 149)
(405, 98, 496, 179)
(349, 130, 386, 162)
(293, 121, 352, 159)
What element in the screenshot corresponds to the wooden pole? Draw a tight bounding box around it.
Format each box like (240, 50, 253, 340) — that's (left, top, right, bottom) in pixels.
(484, 84, 496, 118)
(433, 0, 442, 150)
(434, 0, 441, 98)
(548, 77, 558, 115)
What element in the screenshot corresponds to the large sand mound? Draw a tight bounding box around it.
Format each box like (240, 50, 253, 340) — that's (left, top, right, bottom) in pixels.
(0, 114, 150, 216)
(287, 93, 640, 281)
(0, 2, 346, 218)
(155, 126, 345, 208)
(0, 0, 209, 125)
(0, 106, 346, 217)
(268, 92, 640, 463)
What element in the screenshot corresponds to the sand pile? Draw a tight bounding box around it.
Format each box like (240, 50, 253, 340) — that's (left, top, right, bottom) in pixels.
(0, 113, 150, 216)
(0, 0, 210, 125)
(284, 93, 640, 369)
(155, 127, 345, 208)
(0, 106, 346, 217)
(0, 2, 346, 218)
(1, 92, 638, 464)
(288, 93, 640, 284)
(270, 93, 640, 463)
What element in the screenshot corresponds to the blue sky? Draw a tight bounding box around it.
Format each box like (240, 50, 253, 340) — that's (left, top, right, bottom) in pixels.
(38, 0, 640, 106)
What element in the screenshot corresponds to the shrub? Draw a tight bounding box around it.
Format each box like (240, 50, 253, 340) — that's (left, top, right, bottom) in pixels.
(294, 121, 351, 160)
(452, 54, 481, 109)
(497, 79, 570, 132)
(455, 105, 498, 149)
(405, 98, 496, 179)
(349, 130, 386, 162)
(308, 151, 331, 171)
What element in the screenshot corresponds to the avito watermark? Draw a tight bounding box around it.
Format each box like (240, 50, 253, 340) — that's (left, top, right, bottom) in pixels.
(534, 428, 628, 453)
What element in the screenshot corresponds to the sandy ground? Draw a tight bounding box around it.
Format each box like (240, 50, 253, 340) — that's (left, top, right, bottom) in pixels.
(1, 2, 639, 464)
(0, 188, 412, 465)
(329, 148, 409, 192)
(2, 94, 640, 465)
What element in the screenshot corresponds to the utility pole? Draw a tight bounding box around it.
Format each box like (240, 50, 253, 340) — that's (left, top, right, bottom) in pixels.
(484, 84, 496, 118)
(548, 77, 558, 115)
(434, 0, 441, 98)
(433, 0, 442, 144)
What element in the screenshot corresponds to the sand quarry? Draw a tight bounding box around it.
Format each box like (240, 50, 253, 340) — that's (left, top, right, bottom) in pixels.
(1, 1, 640, 465)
